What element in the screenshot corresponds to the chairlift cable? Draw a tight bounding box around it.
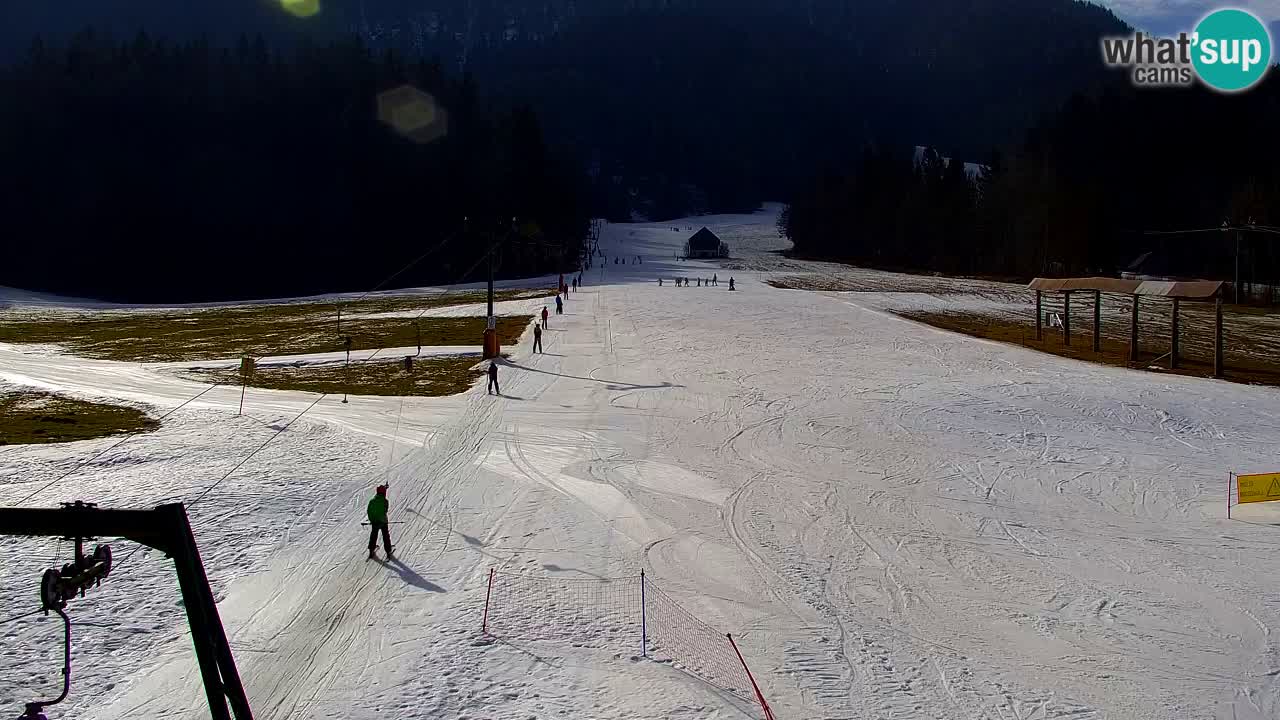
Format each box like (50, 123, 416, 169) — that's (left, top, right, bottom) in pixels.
(13, 229, 466, 508)
(186, 392, 329, 510)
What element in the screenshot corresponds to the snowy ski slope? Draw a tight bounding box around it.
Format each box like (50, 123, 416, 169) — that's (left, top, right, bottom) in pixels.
(4, 206, 1280, 719)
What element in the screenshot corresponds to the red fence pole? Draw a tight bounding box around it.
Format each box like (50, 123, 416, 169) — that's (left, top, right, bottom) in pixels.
(482, 568, 495, 634)
(727, 633, 776, 720)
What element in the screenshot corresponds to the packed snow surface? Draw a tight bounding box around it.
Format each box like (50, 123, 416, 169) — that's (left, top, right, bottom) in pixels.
(4, 204, 1280, 720)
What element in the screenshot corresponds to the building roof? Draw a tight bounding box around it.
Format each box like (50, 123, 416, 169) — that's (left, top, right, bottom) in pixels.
(913, 146, 987, 180)
(1028, 277, 1223, 299)
(688, 227, 722, 251)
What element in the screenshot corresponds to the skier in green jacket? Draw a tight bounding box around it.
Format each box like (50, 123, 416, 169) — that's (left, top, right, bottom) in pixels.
(368, 484, 393, 559)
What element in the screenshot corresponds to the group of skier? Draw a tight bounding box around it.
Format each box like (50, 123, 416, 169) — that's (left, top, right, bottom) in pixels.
(662, 274, 733, 290)
(560, 273, 581, 295)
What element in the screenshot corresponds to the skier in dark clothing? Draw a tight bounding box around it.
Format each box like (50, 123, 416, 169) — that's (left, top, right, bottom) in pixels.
(729, 277, 736, 291)
(555, 295, 563, 315)
(368, 485, 393, 559)
(542, 306, 549, 329)
(533, 323, 543, 353)
(487, 360, 501, 395)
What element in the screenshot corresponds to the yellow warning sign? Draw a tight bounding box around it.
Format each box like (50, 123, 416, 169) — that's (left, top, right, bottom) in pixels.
(1237, 472, 1280, 504)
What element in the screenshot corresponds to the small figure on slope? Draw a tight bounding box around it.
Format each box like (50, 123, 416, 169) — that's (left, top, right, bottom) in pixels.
(488, 359, 501, 396)
(555, 294, 564, 315)
(368, 485, 393, 559)
(728, 277, 736, 291)
(542, 306, 549, 329)
(533, 322, 543, 354)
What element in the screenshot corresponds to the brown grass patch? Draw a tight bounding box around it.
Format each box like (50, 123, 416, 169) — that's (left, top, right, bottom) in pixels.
(0, 391, 159, 445)
(903, 308, 1280, 387)
(0, 289, 546, 363)
(183, 355, 489, 397)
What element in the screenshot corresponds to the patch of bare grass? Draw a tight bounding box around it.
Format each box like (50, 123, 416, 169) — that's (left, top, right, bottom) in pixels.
(902, 309, 1280, 387)
(184, 355, 487, 397)
(0, 390, 159, 445)
(0, 292, 540, 362)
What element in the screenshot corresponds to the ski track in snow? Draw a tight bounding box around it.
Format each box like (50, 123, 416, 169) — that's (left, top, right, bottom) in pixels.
(4, 204, 1280, 719)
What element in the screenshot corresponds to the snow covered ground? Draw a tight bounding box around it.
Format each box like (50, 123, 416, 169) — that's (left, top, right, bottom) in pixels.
(5, 206, 1280, 720)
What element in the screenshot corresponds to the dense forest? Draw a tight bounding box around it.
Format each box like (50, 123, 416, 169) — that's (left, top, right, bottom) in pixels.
(6, 1, 1266, 301)
(473, 0, 1130, 218)
(3, 0, 1133, 222)
(0, 31, 589, 302)
(780, 76, 1280, 285)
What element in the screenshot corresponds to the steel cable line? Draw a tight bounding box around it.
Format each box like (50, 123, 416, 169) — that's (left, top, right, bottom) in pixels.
(7, 219, 578, 713)
(10, 228, 466, 508)
(114, 221, 555, 570)
(185, 393, 329, 511)
(175, 226, 559, 523)
(14, 383, 222, 506)
(1140, 226, 1280, 236)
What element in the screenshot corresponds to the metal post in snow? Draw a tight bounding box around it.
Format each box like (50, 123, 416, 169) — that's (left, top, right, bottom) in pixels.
(1228, 473, 1234, 519)
(640, 569, 648, 658)
(727, 633, 776, 720)
(482, 568, 495, 634)
(343, 336, 352, 404)
(487, 232, 495, 321)
(238, 357, 254, 416)
(1214, 294, 1225, 379)
(1235, 230, 1241, 304)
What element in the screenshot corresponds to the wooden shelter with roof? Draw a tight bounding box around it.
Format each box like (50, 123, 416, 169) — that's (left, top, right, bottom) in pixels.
(1029, 277, 1227, 377)
(684, 228, 729, 259)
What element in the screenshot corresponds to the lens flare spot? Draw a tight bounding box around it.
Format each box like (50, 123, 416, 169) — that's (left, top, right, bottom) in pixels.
(280, 0, 320, 19)
(377, 85, 449, 145)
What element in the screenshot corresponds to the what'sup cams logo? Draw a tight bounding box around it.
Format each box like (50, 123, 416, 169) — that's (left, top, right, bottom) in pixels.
(1102, 8, 1273, 92)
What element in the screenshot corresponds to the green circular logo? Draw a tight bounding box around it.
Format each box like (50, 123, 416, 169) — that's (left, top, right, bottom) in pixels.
(1192, 8, 1272, 92)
